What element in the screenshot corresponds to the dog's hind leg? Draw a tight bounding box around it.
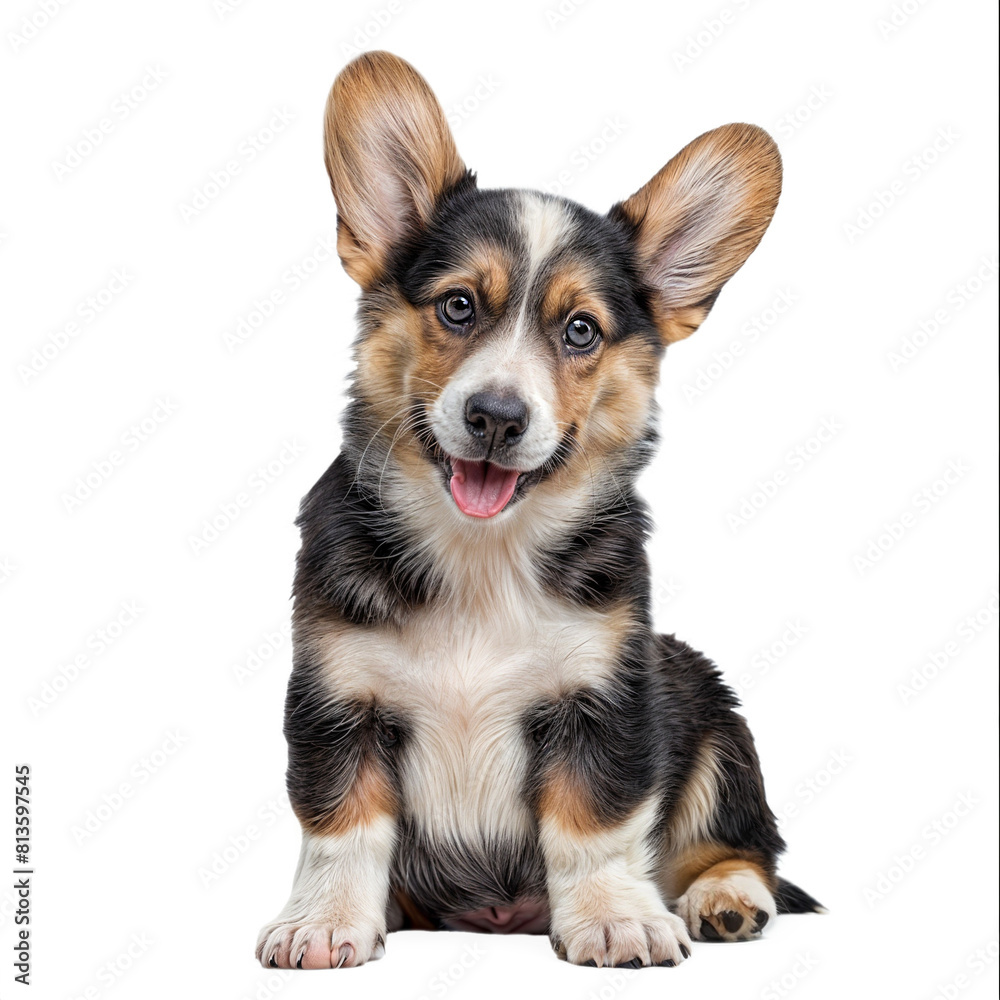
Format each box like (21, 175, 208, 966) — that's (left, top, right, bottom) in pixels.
(653, 637, 824, 941)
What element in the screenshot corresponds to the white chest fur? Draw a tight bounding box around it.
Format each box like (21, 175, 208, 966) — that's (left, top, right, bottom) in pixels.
(315, 589, 630, 843)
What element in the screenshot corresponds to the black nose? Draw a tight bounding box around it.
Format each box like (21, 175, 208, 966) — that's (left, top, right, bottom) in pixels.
(465, 392, 529, 447)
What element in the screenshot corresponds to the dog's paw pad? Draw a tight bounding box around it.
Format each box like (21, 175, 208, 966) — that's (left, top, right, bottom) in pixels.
(677, 871, 776, 943)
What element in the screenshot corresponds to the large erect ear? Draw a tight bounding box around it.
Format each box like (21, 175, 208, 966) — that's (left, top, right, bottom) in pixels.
(610, 124, 782, 344)
(324, 51, 468, 288)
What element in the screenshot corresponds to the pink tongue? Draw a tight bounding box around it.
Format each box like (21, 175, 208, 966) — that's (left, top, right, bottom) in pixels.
(449, 459, 520, 518)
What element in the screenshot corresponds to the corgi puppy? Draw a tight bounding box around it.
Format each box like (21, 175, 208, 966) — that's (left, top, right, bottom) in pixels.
(257, 51, 822, 971)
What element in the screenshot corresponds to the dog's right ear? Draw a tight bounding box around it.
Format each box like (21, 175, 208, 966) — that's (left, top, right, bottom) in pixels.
(324, 51, 468, 289)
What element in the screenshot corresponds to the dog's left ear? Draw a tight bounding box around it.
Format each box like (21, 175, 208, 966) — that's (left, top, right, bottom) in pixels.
(324, 51, 468, 289)
(610, 124, 782, 344)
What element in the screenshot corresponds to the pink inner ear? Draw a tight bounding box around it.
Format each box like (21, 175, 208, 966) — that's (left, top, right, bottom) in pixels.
(369, 170, 416, 247)
(645, 188, 746, 310)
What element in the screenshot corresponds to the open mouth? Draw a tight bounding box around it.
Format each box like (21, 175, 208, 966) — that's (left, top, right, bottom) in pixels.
(448, 458, 522, 519)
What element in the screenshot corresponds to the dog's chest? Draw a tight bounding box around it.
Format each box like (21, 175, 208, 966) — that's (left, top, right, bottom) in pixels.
(319, 592, 626, 840)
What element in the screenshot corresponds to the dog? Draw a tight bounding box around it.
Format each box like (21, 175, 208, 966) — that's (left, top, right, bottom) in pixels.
(256, 50, 822, 971)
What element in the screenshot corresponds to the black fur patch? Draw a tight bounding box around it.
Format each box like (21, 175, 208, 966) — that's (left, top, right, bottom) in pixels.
(538, 486, 654, 609)
(774, 877, 825, 914)
(392, 823, 547, 924)
(284, 663, 408, 829)
(652, 634, 786, 870)
(293, 452, 438, 626)
(524, 633, 662, 827)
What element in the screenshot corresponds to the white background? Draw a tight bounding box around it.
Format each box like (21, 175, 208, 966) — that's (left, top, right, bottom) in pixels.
(2, 0, 997, 998)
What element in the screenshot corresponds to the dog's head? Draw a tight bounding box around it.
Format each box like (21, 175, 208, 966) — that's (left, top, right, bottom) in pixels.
(325, 52, 781, 523)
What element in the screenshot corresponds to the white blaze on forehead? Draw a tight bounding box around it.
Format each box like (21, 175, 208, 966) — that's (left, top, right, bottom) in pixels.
(519, 192, 573, 285)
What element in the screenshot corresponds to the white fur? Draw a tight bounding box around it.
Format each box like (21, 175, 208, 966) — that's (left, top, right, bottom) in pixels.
(257, 821, 396, 968)
(430, 334, 561, 472)
(316, 581, 631, 843)
(540, 797, 692, 966)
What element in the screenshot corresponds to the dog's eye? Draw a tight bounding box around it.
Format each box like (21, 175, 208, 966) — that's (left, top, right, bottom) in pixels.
(439, 292, 475, 328)
(564, 316, 601, 350)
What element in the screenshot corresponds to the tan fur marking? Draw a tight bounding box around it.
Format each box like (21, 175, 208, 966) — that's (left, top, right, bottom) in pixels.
(538, 336, 659, 503)
(538, 264, 613, 334)
(306, 760, 397, 837)
(537, 769, 608, 837)
(352, 295, 468, 477)
(664, 844, 775, 899)
(425, 243, 512, 317)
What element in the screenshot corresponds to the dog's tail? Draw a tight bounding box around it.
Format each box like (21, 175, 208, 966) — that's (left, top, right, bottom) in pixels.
(774, 877, 826, 914)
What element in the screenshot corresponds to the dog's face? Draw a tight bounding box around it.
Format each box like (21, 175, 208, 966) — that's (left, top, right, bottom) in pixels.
(325, 52, 781, 523)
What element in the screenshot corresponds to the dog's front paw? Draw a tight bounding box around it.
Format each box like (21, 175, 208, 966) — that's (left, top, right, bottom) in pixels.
(675, 865, 776, 943)
(551, 908, 691, 968)
(256, 916, 386, 969)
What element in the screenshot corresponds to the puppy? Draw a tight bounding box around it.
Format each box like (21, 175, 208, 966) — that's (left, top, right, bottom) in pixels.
(257, 51, 822, 971)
